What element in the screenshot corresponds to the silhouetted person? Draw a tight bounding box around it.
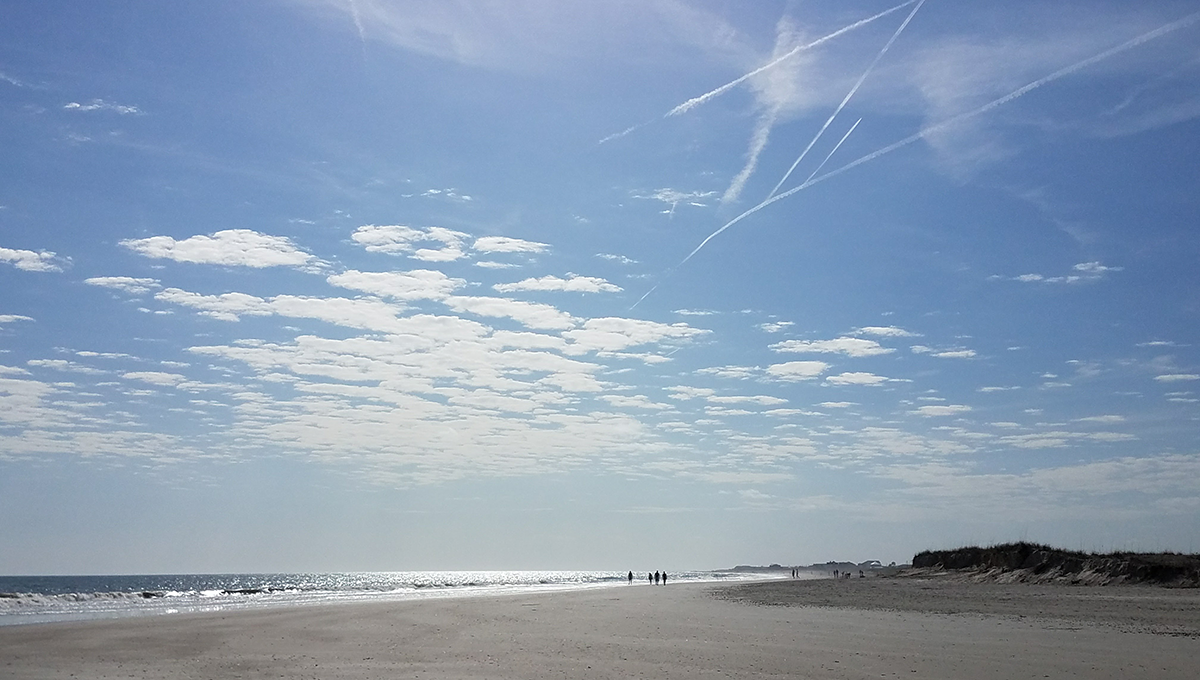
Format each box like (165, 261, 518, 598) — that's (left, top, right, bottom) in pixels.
(654, 571, 660, 585)
(628, 571, 633, 584)
(648, 572, 653, 584)
(662, 571, 667, 584)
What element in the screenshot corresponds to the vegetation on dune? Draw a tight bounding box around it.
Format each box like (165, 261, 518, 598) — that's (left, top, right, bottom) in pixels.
(911, 542, 1200, 586)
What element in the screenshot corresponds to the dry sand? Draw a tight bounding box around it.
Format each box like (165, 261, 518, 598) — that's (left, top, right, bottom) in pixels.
(2, 578, 1198, 679)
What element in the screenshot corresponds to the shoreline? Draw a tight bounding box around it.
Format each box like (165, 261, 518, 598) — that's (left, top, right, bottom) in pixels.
(2, 580, 1198, 679)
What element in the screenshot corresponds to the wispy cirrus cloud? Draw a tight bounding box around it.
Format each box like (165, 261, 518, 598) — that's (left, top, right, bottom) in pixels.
(63, 99, 142, 115)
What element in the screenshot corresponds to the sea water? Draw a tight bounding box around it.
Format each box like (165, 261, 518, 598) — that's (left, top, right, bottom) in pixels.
(0, 570, 768, 626)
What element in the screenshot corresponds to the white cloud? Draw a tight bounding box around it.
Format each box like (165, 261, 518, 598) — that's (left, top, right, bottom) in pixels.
(327, 269, 463, 301)
(63, 99, 141, 115)
(771, 337, 893, 357)
(122, 371, 186, 386)
(121, 230, 315, 269)
(563, 317, 708, 353)
(819, 401, 856, 408)
(444, 295, 575, 331)
(27, 359, 107, 375)
(765, 361, 829, 381)
(758, 321, 793, 333)
(707, 395, 788, 406)
(84, 276, 161, 295)
(673, 309, 717, 317)
(0, 246, 66, 272)
(155, 289, 273, 322)
(825, 372, 891, 386)
(1155, 374, 1200, 382)
(600, 394, 671, 410)
(999, 262, 1122, 285)
(931, 349, 976, 359)
(696, 365, 760, 380)
(494, 274, 621, 294)
(597, 253, 637, 265)
(913, 404, 972, 417)
(858, 326, 918, 337)
(666, 386, 716, 400)
(1076, 415, 1126, 424)
(0, 315, 34, 324)
(351, 225, 469, 262)
(473, 236, 550, 254)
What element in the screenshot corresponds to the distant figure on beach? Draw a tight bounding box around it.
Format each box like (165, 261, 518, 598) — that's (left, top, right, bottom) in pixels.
(662, 571, 667, 584)
(859, 570, 865, 578)
(628, 571, 633, 584)
(654, 571, 660, 585)
(833, 569, 839, 579)
(648, 572, 653, 584)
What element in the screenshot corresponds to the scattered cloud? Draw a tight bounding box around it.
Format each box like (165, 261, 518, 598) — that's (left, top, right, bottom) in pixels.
(473, 236, 549, 254)
(1076, 415, 1126, 423)
(327, 269, 463, 301)
(758, 321, 794, 333)
(351, 225, 469, 262)
(994, 261, 1123, 284)
(0, 246, 67, 273)
(1155, 374, 1200, 382)
(63, 99, 142, 115)
(772, 337, 894, 357)
(765, 361, 829, 381)
(597, 253, 637, 265)
(121, 230, 317, 269)
(913, 404, 972, 417)
(494, 274, 621, 294)
(673, 309, 718, 317)
(84, 277, 162, 295)
(858, 326, 919, 337)
(825, 372, 894, 386)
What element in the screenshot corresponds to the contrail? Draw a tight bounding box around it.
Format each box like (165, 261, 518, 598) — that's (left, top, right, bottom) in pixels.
(600, 1, 915, 147)
(598, 122, 647, 146)
(667, 0, 917, 118)
(348, 0, 368, 62)
(674, 8, 1200, 270)
(803, 117, 862, 184)
(721, 106, 780, 204)
(766, 0, 925, 199)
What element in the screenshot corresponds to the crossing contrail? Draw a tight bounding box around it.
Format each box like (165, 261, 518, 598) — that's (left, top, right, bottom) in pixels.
(803, 117, 862, 185)
(666, 0, 918, 119)
(766, 0, 925, 200)
(672, 8, 1200, 270)
(601, 0, 920, 147)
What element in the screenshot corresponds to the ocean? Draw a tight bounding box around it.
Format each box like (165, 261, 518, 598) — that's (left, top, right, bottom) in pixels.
(0, 570, 768, 626)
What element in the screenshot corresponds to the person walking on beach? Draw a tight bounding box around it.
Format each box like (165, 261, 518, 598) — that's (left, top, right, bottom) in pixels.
(654, 571, 660, 585)
(661, 571, 667, 585)
(628, 571, 633, 584)
(648, 572, 653, 584)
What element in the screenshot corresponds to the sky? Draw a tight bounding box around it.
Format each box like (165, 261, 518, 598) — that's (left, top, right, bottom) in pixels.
(2, 0, 1200, 575)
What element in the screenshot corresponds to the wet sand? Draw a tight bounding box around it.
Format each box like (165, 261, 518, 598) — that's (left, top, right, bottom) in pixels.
(2, 579, 1198, 679)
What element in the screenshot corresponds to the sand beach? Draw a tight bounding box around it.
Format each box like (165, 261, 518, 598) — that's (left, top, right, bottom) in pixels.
(3, 577, 1199, 679)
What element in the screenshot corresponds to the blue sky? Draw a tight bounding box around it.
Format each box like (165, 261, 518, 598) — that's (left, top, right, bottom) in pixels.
(2, 0, 1200, 574)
